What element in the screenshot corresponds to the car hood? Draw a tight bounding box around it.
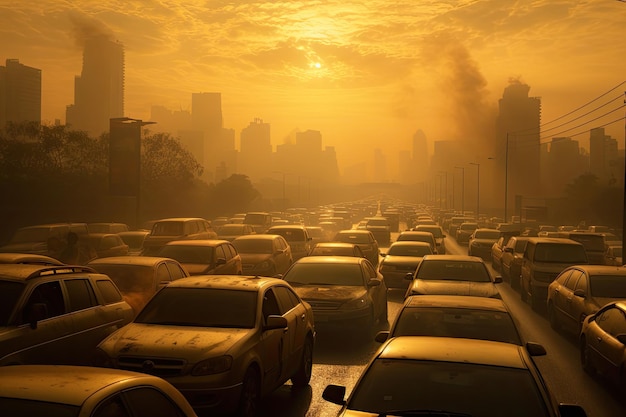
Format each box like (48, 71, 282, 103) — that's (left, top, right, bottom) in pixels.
(99, 323, 250, 361)
(413, 279, 499, 298)
(291, 285, 368, 302)
(381, 256, 422, 267)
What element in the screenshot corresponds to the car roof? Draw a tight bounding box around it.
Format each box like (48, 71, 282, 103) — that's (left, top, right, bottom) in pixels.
(233, 234, 282, 241)
(293, 256, 364, 265)
(378, 337, 527, 369)
(0, 365, 170, 406)
(0, 253, 64, 266)
(313, 242, 357, 247)
(399, 231, 433, 236)
(527, 237, 583, 245)
(0, 264, 97, 281)
(166, 275, 283, 291)
(564, 265, 626, 276)
(420, 254, 485, 263)
(87, 256, 182, 267)
(164, 239, 230, 247)
(152, 217, 207, 223)
(267, 225, 306, 230)
(389, 241, 432, 247)
(403, 295, 508, 312)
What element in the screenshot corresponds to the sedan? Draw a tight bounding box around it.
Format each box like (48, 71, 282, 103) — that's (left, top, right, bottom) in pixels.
(157, 239, 242, 276)
(501, 236, 529, 289)
(333, 230, 380, 267)
(323, 337, 587, 417)
(96, 275, 315, 417)
(405, 254, 502, 299)
(580, 301, 626, 389)
(375, 295, 545, 356)
(547, 265, 626, 335)
(0, 365, 198, 416)
(467, 228, 502, 260)
(232, 234, 293, 276)
(283, 256, 388, 335)
(378, 241, 432, 289)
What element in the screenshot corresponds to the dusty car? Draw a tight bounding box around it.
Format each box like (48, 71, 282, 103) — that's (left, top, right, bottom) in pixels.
(547, 265, 626, 335)
(323, 337, 587, 417)
(95, 275, 315, 417)
(118, 230, 150, 256)
(501, 236, 530, 289)
(405, 254, 502, 299)
(216, 223, 256, 241)
(157, 239, 242, 276)
(0, 252, 64, 265)
(467, 228, 502, 260)
(0, 365, 198, 416)
(265, 225, 313, 260)
(395, 230, 437, 254)
(282, 256, 388, 335)
(87, 233, 129, 258)
(87, 256, 189, 315)
(0, 264, 134, 366)
(141, 217, 218, 256)
(414, 224, 447, 254)
(232, 234, 293, 276)
(378, 241, 432, 289)
(0, 222, 90, 256)
(333, 229, 380, 267)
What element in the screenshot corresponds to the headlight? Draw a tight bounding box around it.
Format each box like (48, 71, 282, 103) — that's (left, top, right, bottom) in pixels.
(341, 295, 370, 310)
(192, 355, 233, 376)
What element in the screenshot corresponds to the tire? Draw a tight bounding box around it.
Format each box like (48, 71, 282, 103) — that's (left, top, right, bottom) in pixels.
(237, 367, 260, 417)
(291, 337, 313, 388)
(548, 303, 560, 330)
(580, 337, 595, 375)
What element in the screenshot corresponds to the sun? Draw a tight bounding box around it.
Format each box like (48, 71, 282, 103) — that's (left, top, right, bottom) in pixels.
(314, 62, 321, 69)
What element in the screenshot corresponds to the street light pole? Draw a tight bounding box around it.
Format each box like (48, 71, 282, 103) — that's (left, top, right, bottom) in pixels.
(455, 166, 465, 215)
(505, 133, 509, 223)
(470, 162, 480, 221)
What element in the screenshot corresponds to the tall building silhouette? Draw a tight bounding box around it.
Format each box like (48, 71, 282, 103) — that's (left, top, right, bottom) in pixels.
(495, 81, 541, 220)
(0, 59, 41, 126)
(239, 118, 273, 182)
(589, 127, 620, 184)
(66, 36, 124, 136)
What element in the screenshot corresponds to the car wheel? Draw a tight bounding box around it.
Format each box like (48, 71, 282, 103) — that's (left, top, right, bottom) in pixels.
(580, 337, 595, 375)
(237, 367, 260, 417)
(291, 336, 314, 388)
(548, 303, 560, 330)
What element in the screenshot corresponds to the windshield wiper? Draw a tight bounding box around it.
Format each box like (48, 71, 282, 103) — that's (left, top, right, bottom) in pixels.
(379, 410, 472, 417)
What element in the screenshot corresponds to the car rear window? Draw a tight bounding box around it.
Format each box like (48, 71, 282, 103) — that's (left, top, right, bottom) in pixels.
(416, 260, 490, 282)
(533, 244, 588, 263)
(285, 263, 364, 286)
(96, 279, 124, 304)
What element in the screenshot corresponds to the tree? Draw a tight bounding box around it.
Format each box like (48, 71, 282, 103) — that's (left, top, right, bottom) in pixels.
(207, 174, 261, 218)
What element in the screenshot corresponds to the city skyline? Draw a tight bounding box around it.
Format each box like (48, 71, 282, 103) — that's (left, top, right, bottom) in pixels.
(1, 1, 625, 177)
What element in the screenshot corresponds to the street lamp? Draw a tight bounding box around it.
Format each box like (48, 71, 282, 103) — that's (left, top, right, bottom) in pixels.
(469, 162, 480, 221)
(454, 166, 465, 215)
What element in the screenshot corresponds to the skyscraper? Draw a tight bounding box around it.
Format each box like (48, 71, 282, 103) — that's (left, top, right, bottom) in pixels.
(192, 92, 224, 181)
(66, 36, 124, 136)
(589, 127, 619, 184)
(0, 59, 41, 126)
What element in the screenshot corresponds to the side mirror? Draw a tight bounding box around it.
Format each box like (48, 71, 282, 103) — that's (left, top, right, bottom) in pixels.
(322, 384, 347, 405)
(526, 342, 547, 356)
(215, 258, 226, 266)
(368, 279, 381, 287)
(374, 331, 390, 343)
(494, 276, 503, 283)
(404, 273, 414, 281)
(573, 289, 585, 298)
(616, 334, 626, 345)
(25, 303, 48, 329)
(558, 404, 587, 417)
(264, 315, 288, 330)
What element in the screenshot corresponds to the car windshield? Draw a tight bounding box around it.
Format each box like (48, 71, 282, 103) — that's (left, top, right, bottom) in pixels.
(0, 281, 25, 326)
(392, 307, 521, 345)
(158, 245, 214, 264)
(515, 240, 528, 252)
(416, 260, 491, 282)
(533, 244, 588, 263)
(136, 287, 257, 328)
(388, 244, 431, 257)
(232, 239, 273, 254)
(310, 246, 354, 256)
(367, 219, 389, 227)
(590, 275, 626, 298)
(570, 235, 606, 251)
(417, 227, 443, 238)
(348, 359, 549, 417)
(119, 234, 146, 249)
(285, 263, 364, 286)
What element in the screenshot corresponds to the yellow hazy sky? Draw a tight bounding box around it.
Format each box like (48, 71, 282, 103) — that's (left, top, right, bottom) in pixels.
(2, 1, 625, 173)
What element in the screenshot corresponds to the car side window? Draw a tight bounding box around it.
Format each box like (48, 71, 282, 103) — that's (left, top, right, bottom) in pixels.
(262, 288, 282, 321)
(65, 279, 98, 311)
(558, 270, 574, 289)
(23, 281, 65, 322)
(274, 285, 299, 313)
(157, 264, 170, 284)
(363, 261, 378, 279)
(93, 387, 186, 417)
(575, 272, 588, 293)
(216, 245, 227, 260)
(166, 262, 186, 280)
(227, 243, 238, 258)
(96, 279, 124, 304)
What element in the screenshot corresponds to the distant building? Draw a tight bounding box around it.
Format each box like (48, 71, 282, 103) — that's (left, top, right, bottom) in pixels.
(589, 127, 620, 185)
(66, 36, 124, 137)
(411, 130, 429, 183)
(546, 137, 582, 195)
(239, 118, 273, 182)
(0, 59, 41, 126)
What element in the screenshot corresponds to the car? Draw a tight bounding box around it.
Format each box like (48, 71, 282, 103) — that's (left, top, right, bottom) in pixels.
(414, 224, 447, 254)
(87, 256, 190, 315)
(141, 217, 218, 256)
(265, 225, 313, 260)
(95, 275, 315, 417)
(375, 295, 546, 355)
(603, 245, 623, 266)
(87, 232, 130, 258)
(232, 234, 293, 276)
(0, 252, 64, 265)
(491, 235, 507, 272)
(547, 265, 626, 335)
(395, 230, 437, 253)
(559, 231, 607, 265)
(405, 254, 502, 299)
(308, 241, 365, 258)
(333, 229, 380, 267)
(0, 222, 90, 256)
(0, 264, 134, 366)
(282, 256, 388, 335)
(468, 228, 502, 260)
(322, 337, 587, 417)
(520, 237, 589, 311)
(0, 364, 198, 416)
(455, 221, 479, 244)
(157, 239, 242, 276)
(580, 301, 626, 389)
(305, 226, 328, 245)
(501, 235, 530, 289)
(243, 211, 273, 233)
(216, 223, 257, 242)
(118, 230, 150, 256)
(378, 241, 433, 289)
(364, 216, 391, 246)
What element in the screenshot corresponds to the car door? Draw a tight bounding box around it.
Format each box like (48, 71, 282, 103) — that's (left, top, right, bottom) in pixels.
(362, 260, 386, 318)
(259, 287, 289, 386)
(274, 285, 308, 374)
(587, 306, 626, 378)
(560, 269, 583, 332)
(570, 270, 590, 331)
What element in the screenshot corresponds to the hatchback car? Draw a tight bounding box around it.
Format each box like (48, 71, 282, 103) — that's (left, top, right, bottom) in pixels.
(378, 241, 432, 289)
(547, 265, 626, 336)
(375, 295, 546, 355)
(141, 217, 218, 256)
(87, 256, 190, 315)
(308, 242, 365, 258)
(265, 225, 313, 260)
(282, 256, 388, 335)
(0, 264, 134, 366)
(0, 365, 198, 417)
(405, 255, 502, 299)
(232, 234, 293, 276)
(157, 239, 242, 276)
(468, 228, 502, 260)
(333, 230, 380, 267)
(95, 275, 315, 417)
(323, 337, 587, 417)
